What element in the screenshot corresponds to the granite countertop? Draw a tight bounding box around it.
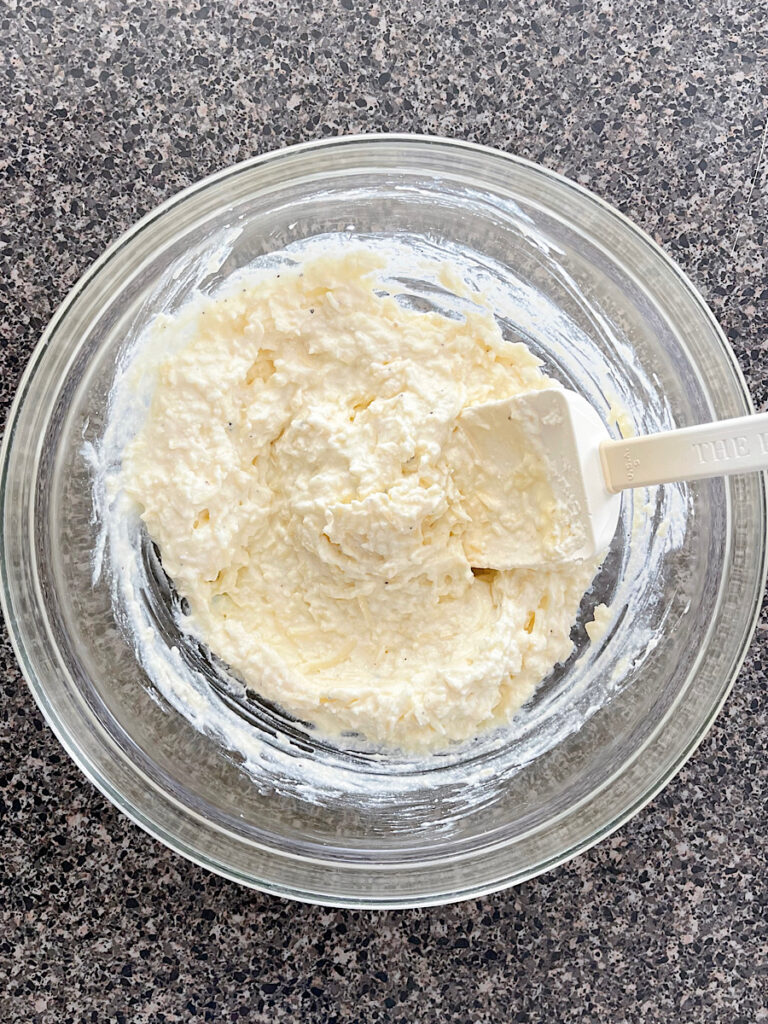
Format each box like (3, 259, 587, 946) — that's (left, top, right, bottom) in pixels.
(1, 2, 766, 1021)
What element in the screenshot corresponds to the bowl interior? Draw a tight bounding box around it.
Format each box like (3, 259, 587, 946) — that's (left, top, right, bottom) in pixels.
(3, 138, 764, 906)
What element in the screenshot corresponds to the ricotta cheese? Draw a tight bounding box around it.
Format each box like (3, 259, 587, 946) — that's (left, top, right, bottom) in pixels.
(121, 247, 599, 750)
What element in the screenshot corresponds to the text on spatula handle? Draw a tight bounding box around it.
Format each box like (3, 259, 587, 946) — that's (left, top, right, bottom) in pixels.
(692, 431, 768, 465)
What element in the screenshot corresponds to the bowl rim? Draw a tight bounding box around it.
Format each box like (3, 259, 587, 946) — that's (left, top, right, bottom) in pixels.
(2, 132, 766, 908)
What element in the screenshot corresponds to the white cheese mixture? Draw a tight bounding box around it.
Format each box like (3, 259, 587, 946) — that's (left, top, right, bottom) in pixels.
(121, 248, 598, 750)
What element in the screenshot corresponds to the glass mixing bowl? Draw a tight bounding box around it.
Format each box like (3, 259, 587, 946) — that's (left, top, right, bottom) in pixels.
(1, 135, 765, 908)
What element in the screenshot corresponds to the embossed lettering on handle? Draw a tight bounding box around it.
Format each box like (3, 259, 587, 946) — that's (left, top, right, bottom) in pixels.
(600, 412, 768, 493)
(692, 435, 750, 464)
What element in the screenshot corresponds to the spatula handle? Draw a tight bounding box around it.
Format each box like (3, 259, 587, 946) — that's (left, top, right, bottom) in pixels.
(600, 412, 768, 493)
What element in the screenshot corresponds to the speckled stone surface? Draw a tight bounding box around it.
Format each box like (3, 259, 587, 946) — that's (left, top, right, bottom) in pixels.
(1, 1, 767, 1021)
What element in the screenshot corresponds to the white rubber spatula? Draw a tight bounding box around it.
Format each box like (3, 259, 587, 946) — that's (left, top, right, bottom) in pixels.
(460, 388, 768, 570)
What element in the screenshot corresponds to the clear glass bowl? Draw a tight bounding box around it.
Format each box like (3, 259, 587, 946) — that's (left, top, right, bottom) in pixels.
(1, 135, 765, 908)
